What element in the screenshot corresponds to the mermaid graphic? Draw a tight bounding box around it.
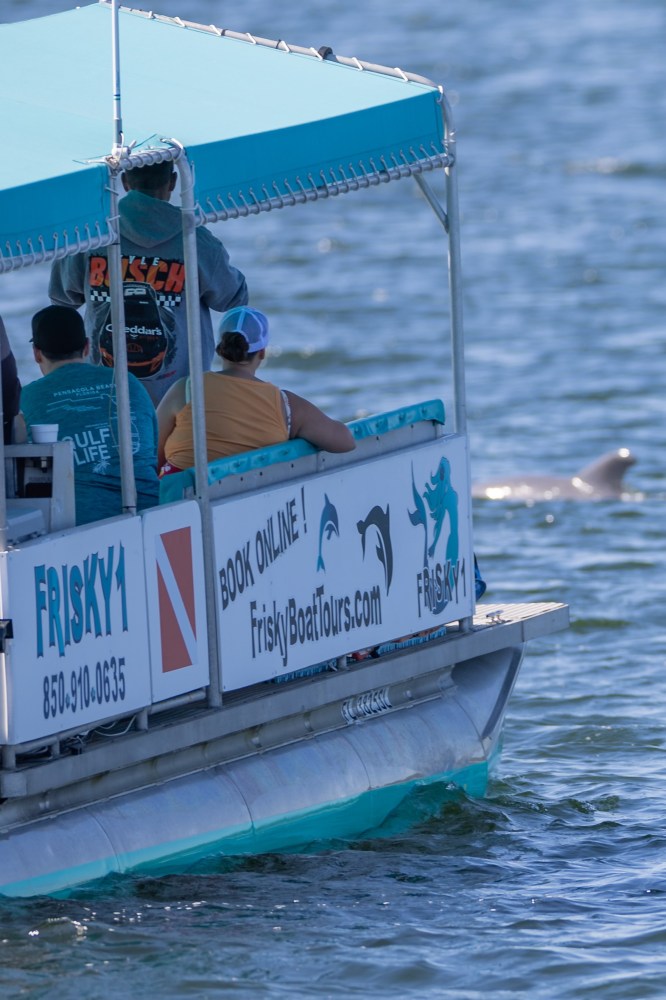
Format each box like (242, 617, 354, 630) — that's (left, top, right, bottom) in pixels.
(408, 456, 459, 613)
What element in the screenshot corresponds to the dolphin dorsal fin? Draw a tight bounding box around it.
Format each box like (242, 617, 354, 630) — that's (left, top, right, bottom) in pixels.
(576, 449, 635, 492)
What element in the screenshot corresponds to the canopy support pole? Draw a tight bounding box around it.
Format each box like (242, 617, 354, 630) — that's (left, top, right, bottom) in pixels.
(107, 1, 136, 515)
(413, 111, 467, 433)
(175, 150, 222, 708)
(417, 95, 473, 632)
(414, 173, 449, 233)
(443, 98, 473, 631)
(111, 0, 124, 154)
(107, 173, 137, 517)
(437, 95, 467, 439)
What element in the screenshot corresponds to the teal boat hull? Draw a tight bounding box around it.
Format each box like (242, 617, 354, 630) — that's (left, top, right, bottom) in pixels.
(0, 650, 514, 898)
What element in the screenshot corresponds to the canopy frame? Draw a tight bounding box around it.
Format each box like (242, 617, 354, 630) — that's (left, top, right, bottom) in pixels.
(0, 2, 471, 688)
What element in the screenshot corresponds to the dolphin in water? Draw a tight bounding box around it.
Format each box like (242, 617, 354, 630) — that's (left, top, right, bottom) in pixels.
(472, 448, 636, 501)
(316, 494, 339, 571)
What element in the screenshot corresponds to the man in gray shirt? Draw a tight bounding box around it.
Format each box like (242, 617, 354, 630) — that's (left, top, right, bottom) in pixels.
(49, 161, 248, 405)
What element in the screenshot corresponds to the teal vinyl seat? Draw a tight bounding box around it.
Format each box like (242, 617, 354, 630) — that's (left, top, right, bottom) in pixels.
(158, 399, 445, 504)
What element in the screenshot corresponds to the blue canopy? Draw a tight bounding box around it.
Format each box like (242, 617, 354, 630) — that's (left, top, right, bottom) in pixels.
(0, 2, 445, 270)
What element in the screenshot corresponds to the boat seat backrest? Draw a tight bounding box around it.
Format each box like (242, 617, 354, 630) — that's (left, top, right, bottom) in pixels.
(158, 399, 445, 504)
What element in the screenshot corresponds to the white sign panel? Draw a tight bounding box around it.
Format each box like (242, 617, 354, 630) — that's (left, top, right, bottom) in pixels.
(0, 518, 152, 744)
(142, 501, 210, 701)
(213, 435, 474, 690)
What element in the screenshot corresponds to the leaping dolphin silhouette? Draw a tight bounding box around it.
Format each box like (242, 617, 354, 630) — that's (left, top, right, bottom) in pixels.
(357, 505, 393, 593)
(472, 448, 636, 501)
(316, 494, 339, 571)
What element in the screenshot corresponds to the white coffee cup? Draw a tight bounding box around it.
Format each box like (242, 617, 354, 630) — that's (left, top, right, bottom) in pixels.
(31, 424, 59, 443)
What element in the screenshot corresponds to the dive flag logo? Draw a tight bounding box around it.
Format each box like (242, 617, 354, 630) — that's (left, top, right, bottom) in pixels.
(155, 526, 197, 672)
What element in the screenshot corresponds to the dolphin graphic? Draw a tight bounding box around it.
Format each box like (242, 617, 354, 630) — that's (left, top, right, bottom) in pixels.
(317, 494, 339, 571)
(357, 505, 393, 593)
(472, 448, 637, 501)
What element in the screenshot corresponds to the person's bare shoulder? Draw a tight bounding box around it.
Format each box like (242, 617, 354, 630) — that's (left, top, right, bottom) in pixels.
(285, 390, 355, 453)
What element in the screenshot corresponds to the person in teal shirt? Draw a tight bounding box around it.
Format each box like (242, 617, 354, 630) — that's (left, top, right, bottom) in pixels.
(20, 305, 159, 526)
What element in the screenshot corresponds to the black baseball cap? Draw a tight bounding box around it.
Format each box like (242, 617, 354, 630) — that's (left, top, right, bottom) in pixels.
(31, 305, 86, 355)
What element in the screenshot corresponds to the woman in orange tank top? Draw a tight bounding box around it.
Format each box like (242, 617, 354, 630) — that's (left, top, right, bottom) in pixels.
(157, 306, 355, 474)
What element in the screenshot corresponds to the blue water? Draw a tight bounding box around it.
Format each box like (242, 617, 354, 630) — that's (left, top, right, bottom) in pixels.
(2, 0, 666, 997)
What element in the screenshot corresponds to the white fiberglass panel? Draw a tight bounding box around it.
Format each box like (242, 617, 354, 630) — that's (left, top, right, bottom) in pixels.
(141, 501, 210, 702)
(213, 434, 473, 689)
(0, 516, 151, 744)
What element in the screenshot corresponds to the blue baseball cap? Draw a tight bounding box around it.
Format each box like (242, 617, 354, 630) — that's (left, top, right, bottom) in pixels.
(218, 306, 269, 352)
